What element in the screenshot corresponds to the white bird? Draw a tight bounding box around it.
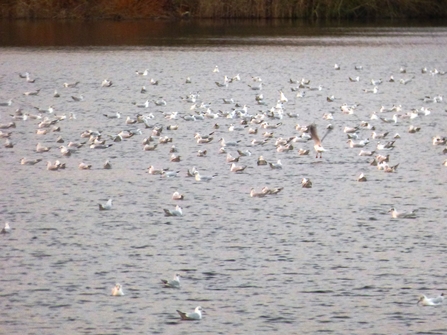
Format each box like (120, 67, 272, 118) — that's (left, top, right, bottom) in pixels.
(0, 99, 13, 107)
(194, 171, 215, 182)
(36, 143, 50, 153)
(389, 207, 417, 219)
(417, 293, 444, 306)
(279, 90, 288, 103)
(309, 123, 330, 158)
(177, 306, 203, 320)
(78, 162, 92, 170)
(269, 160, 283, 169)
(46, 161, 60, 171)
(301, 178, 312, 188)
(172, 191, 184, 200)
(357, 172, 367, 182)
(99, 199, 113, 210)
(161, 273, 181, 288)
(64, 81, 79, 88)
(164, 205, 183, 217)
(111, 283, 124, 296)
(101, 79, 113, 87)
(1, 222, 11, 234)
(230, 162, 247, 173)
(347, 139, 369, 148)
(71, 94, 84, 101)
(21, 157, 42, 165)
(250, 188, 268, 198)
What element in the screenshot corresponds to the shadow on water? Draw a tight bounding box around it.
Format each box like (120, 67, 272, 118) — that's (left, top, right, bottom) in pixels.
(1, 19, 447, 47)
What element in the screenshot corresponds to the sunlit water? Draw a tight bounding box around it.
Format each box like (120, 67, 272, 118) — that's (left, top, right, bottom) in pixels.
(1, 23, 447, 335)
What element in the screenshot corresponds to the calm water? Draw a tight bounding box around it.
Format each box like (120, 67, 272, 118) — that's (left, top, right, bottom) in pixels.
(1, 21, 447, 335)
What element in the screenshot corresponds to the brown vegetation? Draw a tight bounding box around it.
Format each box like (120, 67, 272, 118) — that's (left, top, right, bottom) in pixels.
(0, 0, 445, 19)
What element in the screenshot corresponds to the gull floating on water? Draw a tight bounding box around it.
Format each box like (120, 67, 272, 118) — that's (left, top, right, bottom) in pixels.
(164, 205, 183, 217)
(230, 162, 247, 173)
(177, 306, 203, 320)
(21, 157, 42, 165)
(302, 178, 312, 188)
(250, 188, 268, 198)
(111, 283, 124, 296)
(103, 160, 112, 169)
(172, 191, 184, 200)
(357, 172, 367, 182)
(417, 293, 444, 306)
(161, 273, 181, 288)
(269, 160, 283, 169)
(1, 222, 11, 234)
(262, 186, 284, 195)
(389, 207, 417, 219)
(99, 199, 113, 210)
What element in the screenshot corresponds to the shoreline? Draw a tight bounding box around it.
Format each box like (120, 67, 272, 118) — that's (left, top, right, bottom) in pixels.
(0, 0, 446, 21)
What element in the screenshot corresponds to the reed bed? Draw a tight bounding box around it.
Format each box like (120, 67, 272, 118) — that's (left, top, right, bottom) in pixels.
(0, 0, 445, 19)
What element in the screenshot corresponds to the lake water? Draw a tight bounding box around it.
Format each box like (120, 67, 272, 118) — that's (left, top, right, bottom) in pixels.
(1, 21, 447, 335)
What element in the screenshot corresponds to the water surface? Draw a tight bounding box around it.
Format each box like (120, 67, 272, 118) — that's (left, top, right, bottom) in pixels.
(1, 23, 447, 335)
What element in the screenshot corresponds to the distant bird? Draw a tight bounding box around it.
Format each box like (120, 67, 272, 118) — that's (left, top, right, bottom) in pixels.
(262, 186, 283, 195)
(250, 188, 268, 198)
(230, 163, 247, 173)
(172, 191, 184, 200)
(161, 274, 181, 288)
(309, 123, 331, 158)
(357, 172, 367, 182)
(301, 178, 312, 188)
(164, 205, 183, 217)
(269, 160, 283, 169)
(417, 293, 444, 306)
(111, 283, 124, 296)
(177, 306, 203, 320)
(101, 79, 113, 87)
(64, 81, 79, 88)
(78, 162, 92, 170)
(389, 207, 417, 219)
(257, 155, 267, 166)
(21, 158, 42, 165)
(99, 199, 113, 210)
(1, 222, 11, 234)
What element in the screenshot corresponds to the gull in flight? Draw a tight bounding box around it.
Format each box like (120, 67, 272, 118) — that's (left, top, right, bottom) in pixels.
(161, 273, 180, 288)
(99, 199, 113, 210)
(111, 283, 124, 296)
(177, 306, 203, 320)
(164, 205, 183, 217)
(389, 207, 417, 219)
(309, 123, 331, 158)
(417, 293, 444, 306)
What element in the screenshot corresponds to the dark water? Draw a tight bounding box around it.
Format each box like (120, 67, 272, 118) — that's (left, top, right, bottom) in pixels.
(1, 19, 447, 46)
(1, 21, 447, 334)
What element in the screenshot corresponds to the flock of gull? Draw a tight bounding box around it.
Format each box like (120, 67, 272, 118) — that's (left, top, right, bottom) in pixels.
(2, 59, 446, 315)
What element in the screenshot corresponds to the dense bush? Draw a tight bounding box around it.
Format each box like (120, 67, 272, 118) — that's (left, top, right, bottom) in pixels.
(0, 0, 445, 19)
